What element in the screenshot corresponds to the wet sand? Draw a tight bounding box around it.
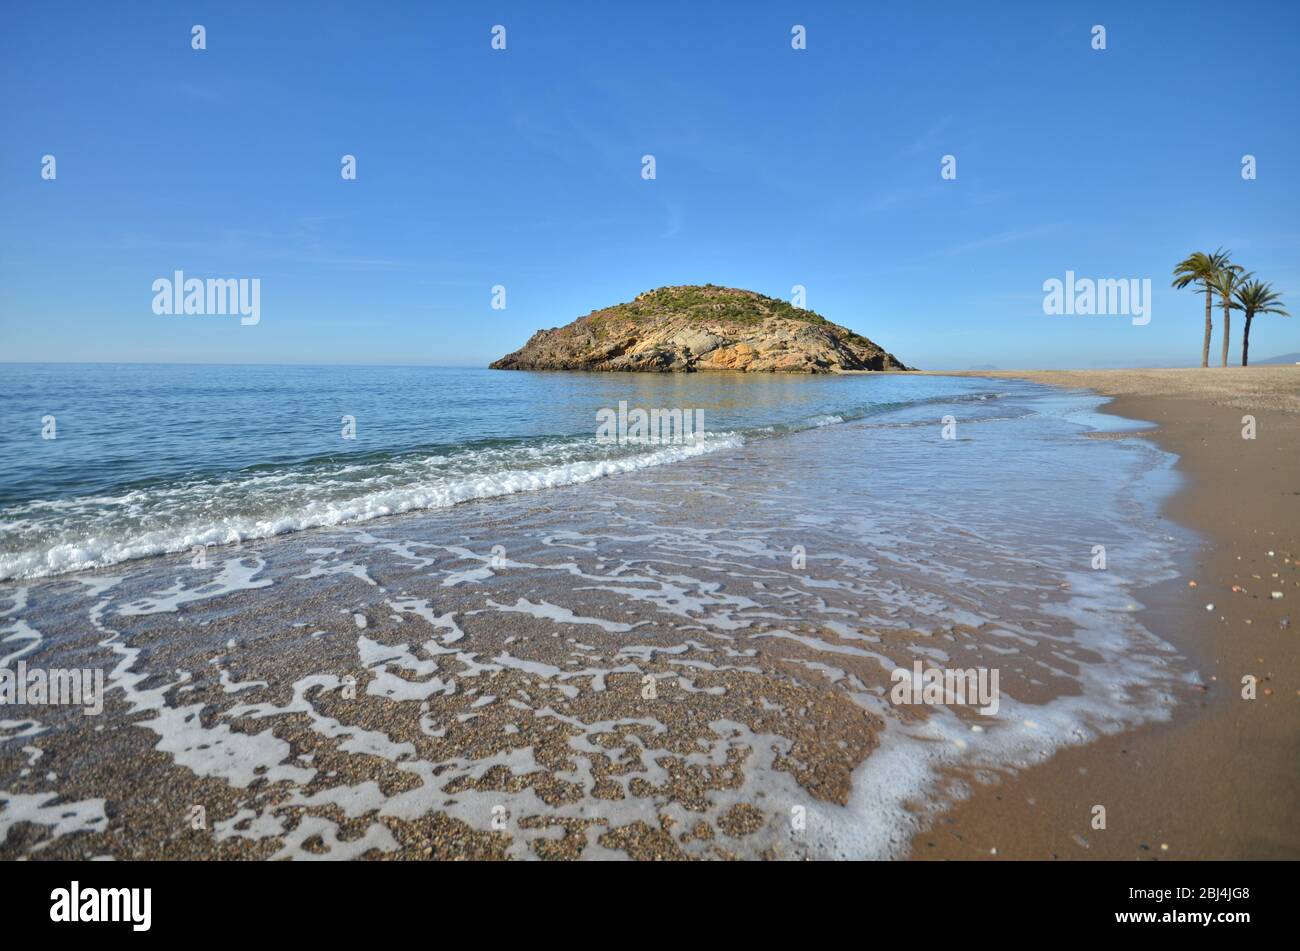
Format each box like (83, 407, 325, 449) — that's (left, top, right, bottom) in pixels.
(2, 378, 1202, 860)
(915, 367, 1300, 859)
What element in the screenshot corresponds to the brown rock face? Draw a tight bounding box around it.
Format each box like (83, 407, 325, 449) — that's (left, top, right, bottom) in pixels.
(489, 285, 911, 374)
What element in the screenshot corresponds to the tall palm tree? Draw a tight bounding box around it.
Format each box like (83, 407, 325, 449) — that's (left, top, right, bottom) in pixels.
(1172, 249, 1233, 367)
(1207, 263, 1248, 367)
(1233, 279, 1290, 366)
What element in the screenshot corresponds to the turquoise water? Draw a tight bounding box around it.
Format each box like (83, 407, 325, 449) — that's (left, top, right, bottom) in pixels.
(0, 364, 1012, 579)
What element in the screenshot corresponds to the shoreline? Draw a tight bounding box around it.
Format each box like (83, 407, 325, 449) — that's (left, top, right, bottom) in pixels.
(2, 368, 1295, 859)
(913, 368, 1300, 860)
(2, 374, 1193, 860)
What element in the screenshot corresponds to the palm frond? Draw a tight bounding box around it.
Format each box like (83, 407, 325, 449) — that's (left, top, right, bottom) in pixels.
(1234, 279, 1291, 318)
(1207, 265, 1251, 305)
(1171, 248, 1233, 288)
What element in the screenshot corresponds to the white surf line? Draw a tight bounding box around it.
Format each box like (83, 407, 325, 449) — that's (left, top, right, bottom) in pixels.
(0, 433, 751, 583)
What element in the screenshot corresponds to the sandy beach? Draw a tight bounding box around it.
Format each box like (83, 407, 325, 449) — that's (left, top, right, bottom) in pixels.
(2, 370, 1211, 860)
(915, 366, 1300, 860)
(6, 6, 1300, 934)
(2, 367, 1296, 860)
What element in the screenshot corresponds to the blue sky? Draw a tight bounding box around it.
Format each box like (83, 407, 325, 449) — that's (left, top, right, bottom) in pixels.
(2, 0, 1298, 369)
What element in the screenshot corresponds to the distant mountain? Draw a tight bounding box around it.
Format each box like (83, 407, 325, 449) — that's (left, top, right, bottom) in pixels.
(1254, 352, 1300, 365)
(490, 285, 910, 373)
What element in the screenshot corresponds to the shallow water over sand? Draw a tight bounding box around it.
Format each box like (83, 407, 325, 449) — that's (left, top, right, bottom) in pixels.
(0, 365, 1003, 580)
(0, 381, 1200, 859)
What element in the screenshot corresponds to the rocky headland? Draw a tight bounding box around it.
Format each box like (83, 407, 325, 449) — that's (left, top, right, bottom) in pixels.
(490, 285, 911, 373)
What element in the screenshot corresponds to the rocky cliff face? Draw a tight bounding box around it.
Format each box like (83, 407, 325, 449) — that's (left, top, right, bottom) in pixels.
(490, 285, 911, 373)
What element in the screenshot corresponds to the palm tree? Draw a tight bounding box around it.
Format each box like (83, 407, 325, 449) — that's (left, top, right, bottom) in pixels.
(1207, 263, 1248, 367)
(1172, 249, 1233, 367)
(1233, 279, 1290, 366)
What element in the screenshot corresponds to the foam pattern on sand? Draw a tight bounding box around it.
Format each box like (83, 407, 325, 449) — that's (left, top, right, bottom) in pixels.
(0, 387, 1199, 859)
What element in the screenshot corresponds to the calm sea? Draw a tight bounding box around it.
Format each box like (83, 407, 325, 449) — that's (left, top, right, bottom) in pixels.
(0, 362, 1201, 859)
(1, 364, 1012, 580)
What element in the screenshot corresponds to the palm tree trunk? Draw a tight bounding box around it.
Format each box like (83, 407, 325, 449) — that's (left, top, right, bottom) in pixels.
(1201, 283, 1212, 367)
(1242, 313, 1253, 367)
(1221, 296, 1231, 367)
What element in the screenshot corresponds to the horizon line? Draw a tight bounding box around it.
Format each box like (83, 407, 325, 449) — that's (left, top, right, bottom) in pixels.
(4, 359, 1296, 372)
